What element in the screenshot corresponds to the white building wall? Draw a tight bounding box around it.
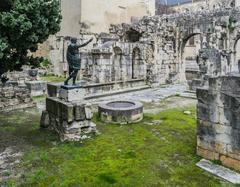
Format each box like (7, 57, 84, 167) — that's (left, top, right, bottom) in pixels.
(81, 0, 155, 33)
(58, 0, 155, 36)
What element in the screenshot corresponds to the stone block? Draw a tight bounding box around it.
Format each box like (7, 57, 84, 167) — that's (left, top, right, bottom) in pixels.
(85, 104, 93, 120)
(214, 141, 228, 155)
(215, 123, 232, 135)
(40, 111, 50, 128)
(220, 155, 240, 171)
(197, 119, 215, 138)
(46, 97, 59, 116)
(197, 76, 240, 171)
(25, 81, 47, 96)
(74, 104, 86, 121)
(197, 159, 240, 184)
(197, 103, 219, 123)
(231, 130, 240, 150)
(226, 144, 240, 161)
(197, 146, 220, 160)
(59, 87, 86, 102)
(196, 87, 216, 105)
(197, 135, 215, 150)
(47, 83, 61, 97)
(208, 77, 222, 92)
(58, 100, 74, 123)
(220, 76, 240, 96)
(219, 107, 240, 129)
(218, 107, 232, 126)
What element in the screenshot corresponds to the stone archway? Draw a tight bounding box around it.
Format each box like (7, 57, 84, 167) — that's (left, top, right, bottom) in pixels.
(112, 47, 123, 82)
(132, 47, 141, 79)
(180, 33, 202, 87)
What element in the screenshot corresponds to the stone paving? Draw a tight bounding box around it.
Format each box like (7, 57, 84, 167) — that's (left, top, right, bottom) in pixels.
(89, 84, 188, 104)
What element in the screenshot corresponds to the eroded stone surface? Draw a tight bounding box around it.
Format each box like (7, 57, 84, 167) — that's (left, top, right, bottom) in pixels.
(0, 85, 35, 112)
(197, 75, 240, 171)
(197, 159, 240, 184)
(42, 87, 97, 142)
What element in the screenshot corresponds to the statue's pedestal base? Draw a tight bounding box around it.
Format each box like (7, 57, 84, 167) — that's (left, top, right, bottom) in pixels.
(41, 85, 97, 142)
(59, 85, 86, 102)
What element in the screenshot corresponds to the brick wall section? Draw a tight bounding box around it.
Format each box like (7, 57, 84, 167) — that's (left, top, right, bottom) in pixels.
(197, 75, 240, 171)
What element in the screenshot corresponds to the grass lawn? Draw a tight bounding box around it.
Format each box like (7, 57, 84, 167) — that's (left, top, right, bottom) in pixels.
(39, 74, 66, 82)
(0, 106, 235, 187)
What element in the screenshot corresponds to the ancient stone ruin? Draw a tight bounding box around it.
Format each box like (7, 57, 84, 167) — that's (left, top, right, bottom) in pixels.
(41, 85, 97, 142)
(197, 75, 240, 171)
(0, 85, 35, 112)
(39, 1, 240, 170)
(1, 0, 239, 174)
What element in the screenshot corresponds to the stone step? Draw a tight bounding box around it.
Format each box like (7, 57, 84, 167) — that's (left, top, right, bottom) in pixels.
(85, 85, 150, 100)
(180, 92, 197, 99)
(197, 159, 240, 184)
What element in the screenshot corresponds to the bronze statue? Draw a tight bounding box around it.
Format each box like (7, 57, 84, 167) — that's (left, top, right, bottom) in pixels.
(64, 37, 93, 86)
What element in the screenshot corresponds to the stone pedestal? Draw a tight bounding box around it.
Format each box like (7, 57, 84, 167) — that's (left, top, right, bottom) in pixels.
(41, 85, 97, 141)
(59, 85, 86, 102)
(197, 75, 240, 171)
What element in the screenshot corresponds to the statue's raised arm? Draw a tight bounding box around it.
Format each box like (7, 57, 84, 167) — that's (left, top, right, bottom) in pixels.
(77, 38, 94, 48)
(64, 37, 94, 86)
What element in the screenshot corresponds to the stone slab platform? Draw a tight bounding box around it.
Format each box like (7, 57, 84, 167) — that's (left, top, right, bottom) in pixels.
(197, 159, 240, 184)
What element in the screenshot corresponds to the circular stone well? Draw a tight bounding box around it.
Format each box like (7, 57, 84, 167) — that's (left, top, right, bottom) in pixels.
(98, 100, 143, 124)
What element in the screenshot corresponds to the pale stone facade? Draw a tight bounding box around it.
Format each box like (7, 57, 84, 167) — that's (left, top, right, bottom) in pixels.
(37, 0, 156, 75)
(59, 0, 155, 36)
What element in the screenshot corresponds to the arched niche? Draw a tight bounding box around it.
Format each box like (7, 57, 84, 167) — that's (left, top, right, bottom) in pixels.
(132, 47, 142, 79)
(181, 33, 202, 87)
(112, 47, 123, 82)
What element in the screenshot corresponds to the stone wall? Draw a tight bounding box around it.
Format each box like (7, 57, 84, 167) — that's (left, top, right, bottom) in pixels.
(47, 79, 148, 99)
(0, 86, 35, 112)
(197, 75, 240, 171)
(37, 0, 240, 88)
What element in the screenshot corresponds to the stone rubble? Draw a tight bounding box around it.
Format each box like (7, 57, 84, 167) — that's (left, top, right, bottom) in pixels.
(0, 85, 35, 112)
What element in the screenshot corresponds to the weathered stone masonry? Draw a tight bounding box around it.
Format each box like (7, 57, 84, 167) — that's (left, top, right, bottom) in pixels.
(0, 85, 35, 112)
(41, 86, 97, 142)
(197, 75, 240, 171)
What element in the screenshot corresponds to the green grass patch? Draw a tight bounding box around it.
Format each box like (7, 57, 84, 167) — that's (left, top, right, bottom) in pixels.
(39, 74, 65, 82)
(0, 106, 234, 187)
(32, 95, 46, 102)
